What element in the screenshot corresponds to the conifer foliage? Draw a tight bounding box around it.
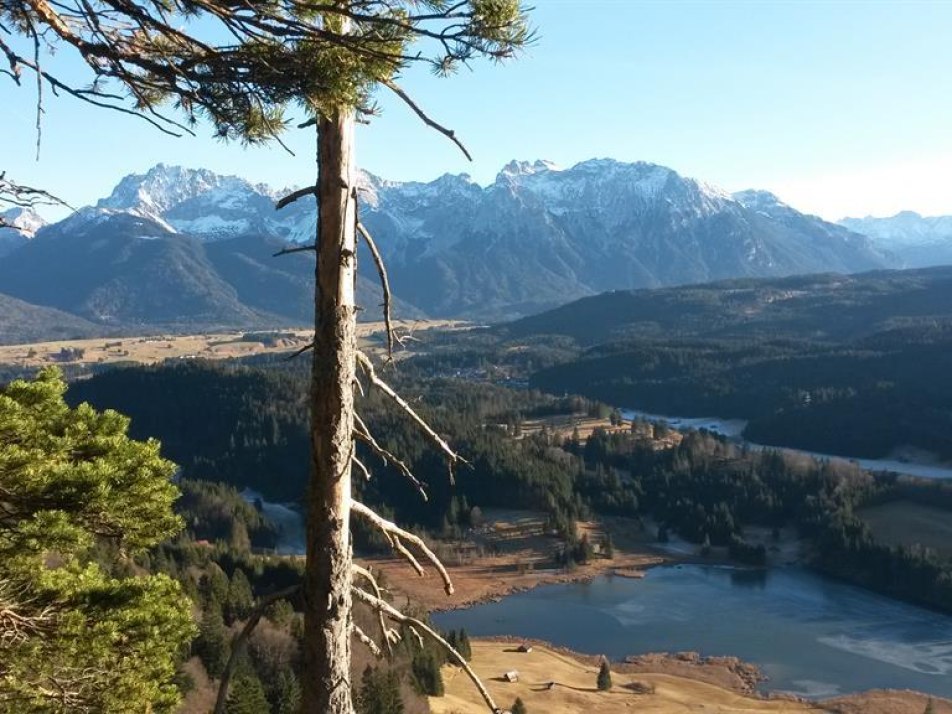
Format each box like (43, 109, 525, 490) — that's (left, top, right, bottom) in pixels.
(596, 659, 613, 691)
(0, 368, 194, 712)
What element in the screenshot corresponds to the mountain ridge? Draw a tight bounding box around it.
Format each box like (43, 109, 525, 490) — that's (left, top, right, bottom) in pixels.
(0, 159, 895, 334)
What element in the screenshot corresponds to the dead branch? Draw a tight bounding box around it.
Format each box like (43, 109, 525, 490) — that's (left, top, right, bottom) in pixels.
(356, 351, 467, 483)
(352, 624, 382, 658)
(352, 454, 371, 482)
(352, 564, 396, 659)
(353, 412, 429, 501)
(352, 586, 502, 714)
(284, 341, 315, 360)
(351, 500, 453, 596)
(382, 79, 473, 161)
(213, 585, 300, 714)
(0, 579, 55, 647)
(275, 186, 317, 211)
(0, 172, 73, 222)
(389, 534, 425, 579)
(356, 221, 398, 361)
(272, 244, 316, 257)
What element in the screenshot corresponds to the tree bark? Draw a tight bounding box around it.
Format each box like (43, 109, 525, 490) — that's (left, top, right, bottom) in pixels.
(303, 108, 357, 714)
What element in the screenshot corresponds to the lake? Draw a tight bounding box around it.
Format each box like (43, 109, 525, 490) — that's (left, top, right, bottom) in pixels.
(433, 564, 952, 699)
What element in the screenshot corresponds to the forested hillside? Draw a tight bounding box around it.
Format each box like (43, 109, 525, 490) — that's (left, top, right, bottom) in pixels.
(487, 267, 952, 460)
(63, 358, 952, 614)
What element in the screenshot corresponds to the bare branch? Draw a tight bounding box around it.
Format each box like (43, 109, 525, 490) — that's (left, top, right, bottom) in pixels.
(390, 534, 425, 579)
(357, 351, 467, 484)
(272, 244, 316, 257)
(352, 623, 382, 658)
(275, 186, 317, 211)
(352, 586, 502, 714)
(356, 221, 398, 361)
(0, 172, 73, 219)
(352, 454, 371, 482)
(382, 79, 473, 162)
(352, 564, 395, 659)
(284, 341, 315, 360)
(351, 500, 453, 596)
(353, 412, 429, 501)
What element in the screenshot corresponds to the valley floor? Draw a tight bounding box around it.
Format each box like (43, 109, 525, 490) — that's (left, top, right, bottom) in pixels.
(431, 641, 951, 714)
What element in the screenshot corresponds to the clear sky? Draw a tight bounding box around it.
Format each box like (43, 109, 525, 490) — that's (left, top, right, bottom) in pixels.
(4, 0, 952, 221)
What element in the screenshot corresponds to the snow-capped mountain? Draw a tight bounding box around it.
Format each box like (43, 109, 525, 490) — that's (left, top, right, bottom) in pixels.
(0, 207, 47, 258)
(0, 160, 892, 327)
(840, 212, 952, 268)
(362, 160, 888, 318)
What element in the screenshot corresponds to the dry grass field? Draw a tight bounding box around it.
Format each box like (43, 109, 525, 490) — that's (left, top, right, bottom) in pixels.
(0, 319, 464, 369)
(431, 641, 825, 714)
(368, 509, 667, 612)
(859, 500, 952, 560)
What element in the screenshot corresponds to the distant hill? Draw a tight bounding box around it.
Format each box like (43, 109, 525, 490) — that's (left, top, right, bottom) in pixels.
(502, 266, 952, 346)
(506, 266, 952, 461)
(0, 292, 103, 345)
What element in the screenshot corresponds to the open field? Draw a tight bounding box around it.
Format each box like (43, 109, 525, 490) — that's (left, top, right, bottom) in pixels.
(859, 500, 952, 560)
(522, 413, 684, 448)
(431, 641, 822, 714)
(0, 319, 465, 369)
(368, 509, 668, 612)
(431, 641, 952, 714)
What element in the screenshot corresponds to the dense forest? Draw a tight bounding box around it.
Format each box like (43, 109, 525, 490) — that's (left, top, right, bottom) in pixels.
(406, 267, 952, 461)
(65, 358, 952, 615)
(151, 476, 465, 713)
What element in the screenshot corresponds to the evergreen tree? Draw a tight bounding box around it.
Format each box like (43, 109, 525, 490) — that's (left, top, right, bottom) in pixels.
(196, 603, 230, 679)
(357, 666, 404, 714)
(597, 659, 613, 691)
(0, 368, 194, 712)
(512, 697, 528, 714)
(271, 670, 302, 714)
(225, 567, 255, 624)
(924, 698, 935, 714)
(458, 629, 473, 661)
(200, 566, 230, 609)
(266, 598, 295, 628)
(411, 650, 445, 697)
(226, 673, 270, 714)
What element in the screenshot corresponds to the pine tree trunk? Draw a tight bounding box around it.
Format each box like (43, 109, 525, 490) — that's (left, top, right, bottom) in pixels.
(303, 109, 357, 714)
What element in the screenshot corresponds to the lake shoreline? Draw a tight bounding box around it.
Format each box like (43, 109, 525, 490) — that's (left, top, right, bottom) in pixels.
(367, 544, 676, 613)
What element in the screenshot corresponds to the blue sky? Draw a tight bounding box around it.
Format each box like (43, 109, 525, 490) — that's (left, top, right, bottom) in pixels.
(4, 0, 952, 220)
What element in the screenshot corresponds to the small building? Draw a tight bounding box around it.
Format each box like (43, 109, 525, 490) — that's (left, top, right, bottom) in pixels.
(517, 643, 533, 653)
(503, 670, 520, 683)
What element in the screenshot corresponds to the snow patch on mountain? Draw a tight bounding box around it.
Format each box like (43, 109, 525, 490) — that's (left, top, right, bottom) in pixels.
(840, 211, 952, 247)
(1, 207, 47, 237)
